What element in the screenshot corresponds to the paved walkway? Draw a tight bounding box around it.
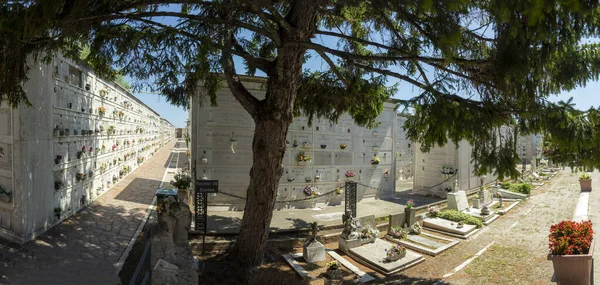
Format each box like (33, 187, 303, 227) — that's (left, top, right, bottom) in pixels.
(586, 170, 599, 283)
(0, 140, 183, 285)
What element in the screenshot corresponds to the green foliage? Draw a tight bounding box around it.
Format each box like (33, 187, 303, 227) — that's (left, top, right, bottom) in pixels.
(437, 209, 483, 228)
(579, 173, 592, 180)
(508, 183, 532, 195)
(171, 172, 191, 189)
(500, 182, 512, 189)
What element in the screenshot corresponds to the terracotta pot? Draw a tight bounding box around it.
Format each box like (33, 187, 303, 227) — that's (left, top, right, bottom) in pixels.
(579, 179, 592, 191)
(548, 241, 594, 285)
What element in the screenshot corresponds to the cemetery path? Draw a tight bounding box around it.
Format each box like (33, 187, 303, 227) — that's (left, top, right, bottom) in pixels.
(392, 170, 581, 285)
(0, 139, 183, 285)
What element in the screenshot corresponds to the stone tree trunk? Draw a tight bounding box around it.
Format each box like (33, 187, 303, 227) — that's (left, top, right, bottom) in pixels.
(226, 2, 319, 268)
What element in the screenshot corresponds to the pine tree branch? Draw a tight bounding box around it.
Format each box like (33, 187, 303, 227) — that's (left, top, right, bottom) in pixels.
(315, 50, 350, 89)
(222, 27, 259, 117)
(125, 17, 272, 73)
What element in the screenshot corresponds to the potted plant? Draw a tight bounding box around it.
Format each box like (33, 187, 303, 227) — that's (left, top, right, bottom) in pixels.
(360, 228, 379, 241)
(0, 185, 12, 203)
(405, 199, 416, 226)
(385, 244, 407, 261)
(171, 172, 192, 201)
(548, 220, 594, 285)
(388, 226, 407, 239)
(325, 260, 342, 280)
(98, 106, 106, 116)
(345, 171, 357, 181)
(579, 173, 592, 191)
(54, 180, 63, 191)
(54, 207, 62, 220)
(54, 155, 62, 165)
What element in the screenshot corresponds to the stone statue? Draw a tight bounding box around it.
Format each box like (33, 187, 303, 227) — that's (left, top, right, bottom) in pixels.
(454, 179, 459, 193)
(498, 192, 503, 207)
(310, 221, 319, 242)
(340, 214, 360, 240)
(151, 196, 198, 285)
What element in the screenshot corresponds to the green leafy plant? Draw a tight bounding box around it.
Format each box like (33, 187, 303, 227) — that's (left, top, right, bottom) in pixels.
(388, 226, 407, 239)
(171, 172, 191, 189)
(436, 209, 483, 228)
(579, 173, 592, 180)
(500, 181, 512, 189)
(509, 183, 532, 195)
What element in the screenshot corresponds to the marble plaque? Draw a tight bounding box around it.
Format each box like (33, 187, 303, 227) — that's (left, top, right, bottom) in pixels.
(313, 151, 332, 166)
(333, 152, 353, 165)
(389, 213, 406, 228)
(0, 109, 11, 136)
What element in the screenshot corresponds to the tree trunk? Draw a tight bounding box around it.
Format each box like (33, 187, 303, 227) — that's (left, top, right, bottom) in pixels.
(230, 0, 319, 271)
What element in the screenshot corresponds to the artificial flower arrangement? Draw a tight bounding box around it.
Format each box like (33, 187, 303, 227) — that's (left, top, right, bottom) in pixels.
(360, 228, 380, 239)
(345, 171, 356, 177)
(98, 106, 106, 116)
(325, 260, 342, 279)
(441, 166, 456, 175)
(385, 244, 407, 260)
(81, 146, 87, 153)
(389, 226, 407, 239)
(296, 152, 311, 162)
(112, 144, 117, 151)
(326, 260, 340, 271)
(88, 147, 93, 153)
(384, 169, 390, 175)
(549, 220, 594, 255)
(118, 110, 125, 119)
(335, 186, 344, 195)
(406, 199, 414, 209)
(303, 185, 319, 197)
(371, 157, 380, 165)
(339, 144, 347, 149)
(54, 155, 62, 165)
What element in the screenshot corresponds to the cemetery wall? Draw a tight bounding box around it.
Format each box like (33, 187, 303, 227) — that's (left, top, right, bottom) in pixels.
(0, 55, 175, 243)
(190, 76, 399, 210)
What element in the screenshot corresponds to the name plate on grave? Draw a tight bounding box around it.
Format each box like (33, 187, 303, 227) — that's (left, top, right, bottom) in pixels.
(195, 180, 219, 193)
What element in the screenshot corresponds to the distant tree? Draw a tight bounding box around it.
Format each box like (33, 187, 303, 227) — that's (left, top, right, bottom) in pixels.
(2, 0, 600, 272)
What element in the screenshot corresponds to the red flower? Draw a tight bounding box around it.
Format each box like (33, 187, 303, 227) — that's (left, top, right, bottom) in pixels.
(549, 220, 594, 255)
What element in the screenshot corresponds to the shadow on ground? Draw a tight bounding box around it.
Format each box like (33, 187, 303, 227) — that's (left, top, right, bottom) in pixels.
(0, 201, 150, 284)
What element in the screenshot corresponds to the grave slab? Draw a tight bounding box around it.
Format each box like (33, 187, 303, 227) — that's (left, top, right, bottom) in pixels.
(497, 200, 521, 215)
(283, 253, 314, 280)
(467, 201, 498, 222)
(349, 239, 424, 275)
(447, 191, 469, 211)
(422, 217, 479, 239)
(494, 189, 528, 199)
(325, 250, 375, 283)
(385, 232, 460, 256)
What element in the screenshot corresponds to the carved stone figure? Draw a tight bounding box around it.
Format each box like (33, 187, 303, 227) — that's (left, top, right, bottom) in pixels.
(340, 214, 360, 240)
(151, 196, 198, 285)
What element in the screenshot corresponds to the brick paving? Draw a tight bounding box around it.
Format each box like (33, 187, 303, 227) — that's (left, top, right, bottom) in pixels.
(0, 140, 183, 285)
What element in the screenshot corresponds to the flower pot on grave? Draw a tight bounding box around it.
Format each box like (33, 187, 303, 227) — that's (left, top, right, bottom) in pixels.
(326, 269, 343, 280)
(405, 208, 416, 226)
(548, 241, 594, 285)
(387, 251, 406, 262)
(579, 179, 592, 191)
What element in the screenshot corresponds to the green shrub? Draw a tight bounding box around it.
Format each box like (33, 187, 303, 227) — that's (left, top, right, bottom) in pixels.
(509, 183, 532, 195)
(436, 209, 483, 228)
(500, 181, 511, 189)
(579, 173, 592, 180)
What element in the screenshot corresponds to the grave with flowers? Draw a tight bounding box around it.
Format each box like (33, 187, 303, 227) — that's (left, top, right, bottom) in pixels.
(339, 214, 424, 275)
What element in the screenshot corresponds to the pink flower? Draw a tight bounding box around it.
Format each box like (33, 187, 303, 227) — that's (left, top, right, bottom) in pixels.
(89, 147, 93, 153)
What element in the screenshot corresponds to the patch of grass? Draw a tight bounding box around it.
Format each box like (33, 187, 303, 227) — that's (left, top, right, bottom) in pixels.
(508, 183, 532, 195)
(436, 209, 484, 228)
(500, 181, 512, 189)
(464, 245, 531, 284)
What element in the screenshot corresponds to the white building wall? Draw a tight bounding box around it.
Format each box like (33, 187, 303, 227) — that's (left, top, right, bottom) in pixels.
(190, 76, 397, 210)
(0, 55, 170, 243)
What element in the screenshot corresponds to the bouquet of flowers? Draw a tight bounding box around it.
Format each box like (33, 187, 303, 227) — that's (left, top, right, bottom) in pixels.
(385, 244, 407, 260)
(303, 186, 319, 197)
(371, 157, 380, 165)
(98, 106, 106, 115)
(335, 186, 344, 195)
(441, 166, 456, 175)
(360, 228, 379, 239)
(345, 171, 356, 177)
(406, 199, 414, 209)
